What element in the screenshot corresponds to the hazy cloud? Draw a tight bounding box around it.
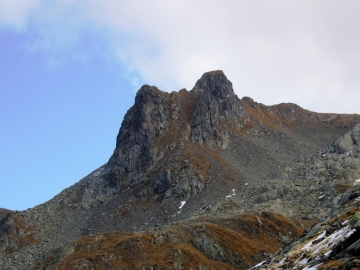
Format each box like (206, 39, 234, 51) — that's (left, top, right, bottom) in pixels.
(1, 0, 360, 113)
(0, 0, 40, 29)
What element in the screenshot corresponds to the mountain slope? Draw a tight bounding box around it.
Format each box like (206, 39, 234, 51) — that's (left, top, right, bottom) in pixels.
(251, 185, 360, 270)
(32, 212, 303, 270)
(0, 208, 11, 221)
(1, 71, 360, 269)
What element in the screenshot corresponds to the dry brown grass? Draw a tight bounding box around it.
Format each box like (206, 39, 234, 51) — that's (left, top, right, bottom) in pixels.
(318, 260, 346, 269)
(335, 183, 352, 194)
(334, 204, 360, 226)
(33, 212, 303, 270)
(5, 215, 38, 255)
(182, 142, 228, 179)
(176, 88, 198, 123)
(242, 99, 294, 132)
(323, 113, 360, 129)
(290, 216, 318, 229)
(36, 231, 231, 270)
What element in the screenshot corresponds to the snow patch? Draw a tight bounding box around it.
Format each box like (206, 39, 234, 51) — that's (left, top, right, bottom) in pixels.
(294, 225, 356, 268)
(298, 258, 308, 266)
(324, 251, 332, 257)
(179, 201, 186, 209)
(313, 231, 326, 241)
(303, 263, 323, 270)
(226, 189, 236, 198)
(177, 201, 186, 214)
(249, 260, 265, 269)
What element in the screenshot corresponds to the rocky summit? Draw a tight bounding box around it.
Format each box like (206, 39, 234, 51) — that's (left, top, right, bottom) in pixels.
(1, 71, 360, 269)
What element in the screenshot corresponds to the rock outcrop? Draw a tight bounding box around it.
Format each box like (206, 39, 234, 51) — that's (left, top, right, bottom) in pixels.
(106, 70, 249, 200)
(331, 123, 360, 154)
(190, 71, 249, 148)
(0, 208, 11, 221)
(251, 185, 360, 270)
(108, 85, 170, 188)
(1, 70, 360, 269)
(32, 212, 303, 270)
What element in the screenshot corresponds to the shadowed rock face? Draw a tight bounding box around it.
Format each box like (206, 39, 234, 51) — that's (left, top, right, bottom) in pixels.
(108, 85, 171, 188)
(0, 208, 11, 222)
(104, 70, 360, 202)
(1, 71, 360, 269)
(190, 71, 249, 148)
(106, 71, 250, 199)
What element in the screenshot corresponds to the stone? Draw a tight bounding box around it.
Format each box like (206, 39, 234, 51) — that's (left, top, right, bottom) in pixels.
(333, 133, 354, 154)
(2, 70, 360, 270)
(352, 124, 360, 145)
(190, 71, 249, 148)
(192, 231, 224, 261)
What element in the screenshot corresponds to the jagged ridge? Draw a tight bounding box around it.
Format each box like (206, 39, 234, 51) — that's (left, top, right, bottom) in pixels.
(1, 71, 360, 269)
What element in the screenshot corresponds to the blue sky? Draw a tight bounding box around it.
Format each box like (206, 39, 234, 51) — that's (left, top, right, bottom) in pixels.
(1, 1, 360, 210)
(0, 27, 135, 210)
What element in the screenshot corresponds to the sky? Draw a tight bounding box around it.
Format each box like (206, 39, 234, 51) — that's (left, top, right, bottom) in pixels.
(1, 1, 360, 210)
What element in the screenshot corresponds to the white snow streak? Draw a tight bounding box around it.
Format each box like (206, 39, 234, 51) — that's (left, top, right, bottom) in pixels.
(179, 201, 186, 209)
(226, 189, 236, 198)
(177, 201, 187, 214)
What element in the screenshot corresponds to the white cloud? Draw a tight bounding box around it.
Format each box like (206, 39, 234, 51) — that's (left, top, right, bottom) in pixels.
(0, 0, 40, 30)
(2, 0, 360, 113)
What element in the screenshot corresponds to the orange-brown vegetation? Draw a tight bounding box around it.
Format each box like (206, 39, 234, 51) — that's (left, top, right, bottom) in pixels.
(324, 113, 360, 129)
(176, 88, 198, 124)
(33, 212, 302, 270)
(290, 216, 318, 230)
(318, 260, 346, 269)
(242, 98, 293, 132)
(336, 204, 360, 225)
(5, 215, 38, 255)
(183, 142, 229, 178)
(335, 183, 352, 194)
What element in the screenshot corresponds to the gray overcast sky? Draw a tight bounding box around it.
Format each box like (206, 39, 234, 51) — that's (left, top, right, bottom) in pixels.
(1, 0, 360, 113)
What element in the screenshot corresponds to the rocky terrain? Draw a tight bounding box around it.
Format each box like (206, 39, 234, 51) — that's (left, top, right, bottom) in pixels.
(252, 185, 360, 270)
(0, 208, 11, 221)
(31, 212, 303, 269)
(1, 70, 360, 269)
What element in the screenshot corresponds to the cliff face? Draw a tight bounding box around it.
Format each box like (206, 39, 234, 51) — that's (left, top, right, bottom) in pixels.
(1, 71, 360, 269)
(106, 70, 250, 200)
(108, 85, 171, 188)
(190, 70, 249, 148)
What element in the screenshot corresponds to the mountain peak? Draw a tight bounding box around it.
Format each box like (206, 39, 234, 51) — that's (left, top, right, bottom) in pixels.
(2, 71, 360, 270)
(193, 70, 235, 99)
(202, 69, 225, 77)
(135, 84, 163, 98)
